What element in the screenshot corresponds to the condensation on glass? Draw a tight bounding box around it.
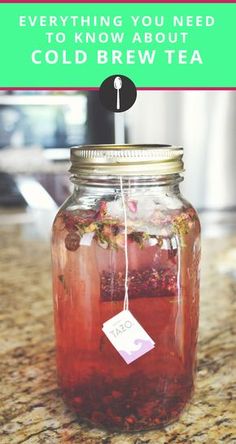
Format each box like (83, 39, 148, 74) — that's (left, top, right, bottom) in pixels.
(51, 145, 201, 431)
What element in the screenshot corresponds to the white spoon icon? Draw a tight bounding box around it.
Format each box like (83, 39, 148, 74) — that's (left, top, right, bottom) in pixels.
(114, 76, 122, 110)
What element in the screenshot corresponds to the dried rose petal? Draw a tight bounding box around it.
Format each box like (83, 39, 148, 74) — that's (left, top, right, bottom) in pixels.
(150, 210, 172, 225)
(127, 200, 138, 213)
(65, 233, 80, 251)
(186, 207, 197, 220)
(112, 390, 122, 399)
(63, 214, 77, 232)
(125, 415, 136, 425)
(111, 225, 120, 236)
(78, 213, 97, 226)
(102, 225, 112, 237)
(99, 200, 107, 215)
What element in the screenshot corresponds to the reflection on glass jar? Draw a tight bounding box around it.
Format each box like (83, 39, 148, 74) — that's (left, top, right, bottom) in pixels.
(51, 145, 201, 431)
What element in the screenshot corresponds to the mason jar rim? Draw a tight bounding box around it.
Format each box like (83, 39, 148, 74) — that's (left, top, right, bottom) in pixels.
(69, 144, 184, 176)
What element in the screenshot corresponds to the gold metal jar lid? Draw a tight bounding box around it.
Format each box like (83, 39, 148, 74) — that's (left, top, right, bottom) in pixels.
(70, 144, 184, 176)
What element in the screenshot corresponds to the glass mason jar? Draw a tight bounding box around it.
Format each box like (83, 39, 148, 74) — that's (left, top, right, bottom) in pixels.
(51, 145, 200, 432)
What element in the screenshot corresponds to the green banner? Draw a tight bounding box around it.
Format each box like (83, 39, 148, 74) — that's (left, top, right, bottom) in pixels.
(0, 3, 235, 87)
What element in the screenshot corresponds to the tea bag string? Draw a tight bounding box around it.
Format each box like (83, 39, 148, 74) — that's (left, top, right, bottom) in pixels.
(120, 176, 129, 311)
(175, 234, 181, 301)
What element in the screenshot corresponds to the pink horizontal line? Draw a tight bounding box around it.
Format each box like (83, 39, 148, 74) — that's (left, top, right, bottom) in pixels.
(0, 1, 235, 2)
(0, 87, 236, 90)
(139, 87, 236, 90)
(0, 87, 99, 91)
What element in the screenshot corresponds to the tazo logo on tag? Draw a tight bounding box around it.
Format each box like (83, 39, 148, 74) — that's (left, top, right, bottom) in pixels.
(102, 310, 155, 364)
(110, 319, 133, 338)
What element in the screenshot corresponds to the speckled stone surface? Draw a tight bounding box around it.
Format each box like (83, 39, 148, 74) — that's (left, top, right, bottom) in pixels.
(0, 221, 235, 444)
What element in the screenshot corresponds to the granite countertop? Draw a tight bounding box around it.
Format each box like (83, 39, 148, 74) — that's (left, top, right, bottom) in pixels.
(0, 219, 235, 444)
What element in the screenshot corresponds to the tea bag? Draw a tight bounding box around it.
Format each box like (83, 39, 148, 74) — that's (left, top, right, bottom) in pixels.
(102, 177, 155, 364)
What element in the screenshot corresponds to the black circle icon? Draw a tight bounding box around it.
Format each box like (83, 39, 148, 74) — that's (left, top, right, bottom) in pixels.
(99, 75, 137, 113)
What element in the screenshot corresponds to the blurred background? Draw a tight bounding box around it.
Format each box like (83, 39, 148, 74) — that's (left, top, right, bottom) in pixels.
(0, 89, 235, 241)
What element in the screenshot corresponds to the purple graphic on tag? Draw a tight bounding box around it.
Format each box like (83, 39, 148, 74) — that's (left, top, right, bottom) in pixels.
(118, 338, 155, 364)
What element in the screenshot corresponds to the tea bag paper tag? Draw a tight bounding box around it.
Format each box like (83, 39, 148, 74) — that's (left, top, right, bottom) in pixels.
(102, 310, 155, 364)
